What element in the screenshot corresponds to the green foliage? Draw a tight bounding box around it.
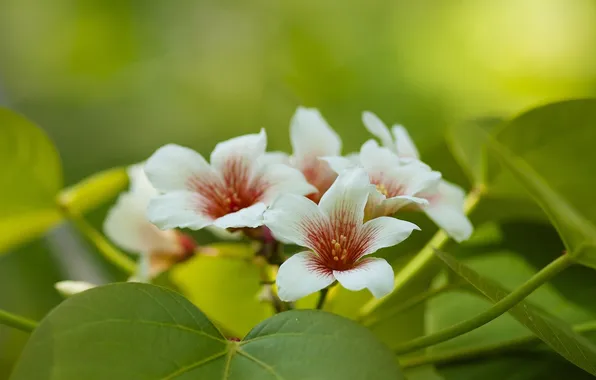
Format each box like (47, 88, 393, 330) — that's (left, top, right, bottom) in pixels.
(0, 107, 63, 253)
(434, 249, 596, 376)
(170, 250, 272, 337)
(58, 167, 128, 215)
(10, 283, 403, 380)
(487, 99, 596, 269)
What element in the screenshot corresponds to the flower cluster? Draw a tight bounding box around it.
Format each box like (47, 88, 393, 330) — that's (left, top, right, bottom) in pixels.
(56, 107, 473, 302)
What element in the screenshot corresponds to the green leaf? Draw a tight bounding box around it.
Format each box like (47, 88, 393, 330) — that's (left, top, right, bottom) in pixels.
(58, 167, 128, 215)
(434, 249, 596, 376)
(11, 283, 403, 380)
(170, 252, 272, 337)
(487, 99, 596, 268)
(0, 107, 63, 253)
(446, 116, 503, 186)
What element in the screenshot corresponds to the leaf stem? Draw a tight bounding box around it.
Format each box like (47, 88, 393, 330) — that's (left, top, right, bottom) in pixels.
(400, 320, 596, 369)
(362, 283, 459, 327)
(392, 253, 573, 355)
(358, 186, 485, 317)
(64, 211, 136, 275)
(0, 309, 38, 333)
(316, 287, 330, 310)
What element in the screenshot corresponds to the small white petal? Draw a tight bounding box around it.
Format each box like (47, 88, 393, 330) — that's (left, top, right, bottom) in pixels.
(392, 124, 420, 159)
(345, 152, 361, 165)
(210, 129, 267, 173)
(359, 139, 402, 172)
(423, 180, 472, 242)
(147, 191, 213, 230)
(333, 258, 394, 298)
(425, 205, 473, 243)
(276, 251, 335, 301)
(264, 194, 327, 247)
(55, 281, 96, 297)
(127, 163, 158, 199)
(361, 216, 420, 255)
(145, 144, 215, 192)
(260, 151, 291, 166)
(362, 111, 395, 151)
(318, 168, 374, 223)
(212, 202, 267, 229)
(369, 195, 428, 218)
(290, 107, 341, 158)
(104, 192, 180, 254)
(319, 156, 358, 175)
(258, 163, 318, 204)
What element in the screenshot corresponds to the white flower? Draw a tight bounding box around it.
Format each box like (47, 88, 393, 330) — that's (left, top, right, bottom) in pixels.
(264, 168, 419, 301)
(104, 165, 183, 255)
(145, 129, 316, 231)
(103, 164, 195, 279)
(362, 111, 473, 242)
(324, 140, 441, 219)
(55, 281, 96, 297)
(268, 107, 342, 203)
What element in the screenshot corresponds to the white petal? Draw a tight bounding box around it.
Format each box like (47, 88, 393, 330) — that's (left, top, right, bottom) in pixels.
(333, 258, 394, 298)
(359, 139, 402, 172)
(212, 202, 267, 229)
(55, 281, 96, 297)
(145, 144, 215, 192)
(319, 156, 359, 175)
(370, 195, 428, 218)
(345, 152, 361, 165)
(425, 205, 473, 243)
(258, 163, 317, 204)
(392, 125, 420, 159)
(318, 168, 374, 223)
(127, 163, 158, 199)
(361, 216, 420, 255)
(276, 251, 335, 301)
(263, 194, 327, 247)
(104, 192, 180, 254)
(147, 191, 213, 230)
(362, 111, 395, 151)
(260, 151, 291, 166)
(395, 161, 442, 196)
(423, 180, 472, 242)
(210, 129, 267, 173)
(290, 107, 341, 158)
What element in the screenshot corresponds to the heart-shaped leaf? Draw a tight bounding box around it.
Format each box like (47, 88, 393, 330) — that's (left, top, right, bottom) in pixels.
(434, 249, 596, 376)
(10, 283, 403, 380)
(0, 107, 63, 253)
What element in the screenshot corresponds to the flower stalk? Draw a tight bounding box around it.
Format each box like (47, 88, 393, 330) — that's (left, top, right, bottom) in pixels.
(0, 308, 38, 333)
(392, 253, 573, 355)
(399, 320, 596, 369)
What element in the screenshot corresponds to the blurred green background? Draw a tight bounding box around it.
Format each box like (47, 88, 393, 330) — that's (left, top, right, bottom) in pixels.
(1, 0, 596, 378)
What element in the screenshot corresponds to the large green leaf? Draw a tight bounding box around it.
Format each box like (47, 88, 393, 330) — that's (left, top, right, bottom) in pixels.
(488, 99, 596, 268)
(0, 107, 63, 253)
(434, 249, 596, 376)
(10, 283, 403, 380)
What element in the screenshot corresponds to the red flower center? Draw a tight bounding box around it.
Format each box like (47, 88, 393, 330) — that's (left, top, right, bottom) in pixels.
(370, 173, 405, 198)
(188, 158, 268, 219)
(303, 214, 374, 272)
